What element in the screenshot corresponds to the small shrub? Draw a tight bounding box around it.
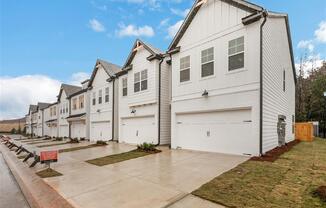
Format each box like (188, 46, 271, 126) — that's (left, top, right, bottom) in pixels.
(80, 137, 85, 141)
(137, 142, 157, 152)
(55, 137, 63, 141)
(96, 140, 108, 145)
(69, 138, 79, 143)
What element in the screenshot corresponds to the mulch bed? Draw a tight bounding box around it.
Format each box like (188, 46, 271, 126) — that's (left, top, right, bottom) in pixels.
(312, 186, 326, 202)
(250, 140, 300, 162)
(36, 168, 62, 178)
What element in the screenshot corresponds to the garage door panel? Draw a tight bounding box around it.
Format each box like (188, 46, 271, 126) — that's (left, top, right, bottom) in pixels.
(176, 109, 254, 155)
(121, 116, 156, 144)
(91, 121, 111, 141)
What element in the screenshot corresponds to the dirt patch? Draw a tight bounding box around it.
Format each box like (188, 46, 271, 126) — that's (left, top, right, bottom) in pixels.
(250, 140, 300, 162)
(312, 186, 326, 202)
(86, 149, 161, 166)
(36, 168, 62, 178)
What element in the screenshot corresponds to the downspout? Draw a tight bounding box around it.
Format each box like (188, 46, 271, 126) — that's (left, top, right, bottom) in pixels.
(111, 77, 116, 142)
(42, 110, 44, 137)
(259, 11, 267, 156)
(156, 56, 164, 146)
(68, 98, 71, 139)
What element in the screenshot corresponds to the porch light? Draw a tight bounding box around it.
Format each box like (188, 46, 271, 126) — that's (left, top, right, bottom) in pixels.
(131, 109, 136, 114)
(202, 90, 209, 97)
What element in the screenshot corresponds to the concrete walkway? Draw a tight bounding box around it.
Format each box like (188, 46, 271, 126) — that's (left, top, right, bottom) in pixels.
(0, 152, 30, 208)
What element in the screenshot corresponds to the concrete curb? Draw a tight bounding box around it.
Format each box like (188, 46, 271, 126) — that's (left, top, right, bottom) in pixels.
(0, 143, 74, 208)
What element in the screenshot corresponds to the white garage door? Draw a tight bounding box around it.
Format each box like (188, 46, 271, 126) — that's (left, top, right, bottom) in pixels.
(50, 127, 57, 138)
(71, 122, 86, 139)
(59, 125, 69, 138)
(91, 121, 111, 141)
(121, 116, 156, 145)
(175, 109, 254, 155)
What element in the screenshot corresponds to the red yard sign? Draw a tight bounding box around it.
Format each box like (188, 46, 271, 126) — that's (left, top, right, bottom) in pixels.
(40, 151, 58, 164)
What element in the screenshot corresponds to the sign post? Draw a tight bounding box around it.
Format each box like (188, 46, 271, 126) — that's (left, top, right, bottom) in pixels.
(40, 151, 58, 169)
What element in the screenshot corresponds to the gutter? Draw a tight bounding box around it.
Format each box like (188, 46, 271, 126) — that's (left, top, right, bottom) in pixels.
(259, 11, 267, 156)
(156, 56, 164, 146)
(68, 98, 71, 139)
(42, 110, 44, 137)
(111, 77, 116, 141)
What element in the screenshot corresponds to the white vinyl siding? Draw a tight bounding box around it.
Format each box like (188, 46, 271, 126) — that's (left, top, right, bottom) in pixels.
(180, 56, 190, 82)
(201, 47, 214, 77)
(228, 36, 244, 71)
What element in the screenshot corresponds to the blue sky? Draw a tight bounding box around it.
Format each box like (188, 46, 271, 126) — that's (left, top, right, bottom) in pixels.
(0, 0, 325, 119)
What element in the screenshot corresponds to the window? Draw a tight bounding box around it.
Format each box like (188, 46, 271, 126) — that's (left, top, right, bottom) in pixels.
(180, 56, 190, 82)
(65, 103, 68, 114)
(50, 108, 53, 117)
(98, 89, 102, 104)
(92, 92, 96, 106)
(201, 47, 214, 77)
(283, 70, 286, 92)
(72, 98, 77, 110)
(122, 78, 128, 96)
(53, 106, 56, 116)
(79, 95, 84, 109)
(134, 69, 148, 92)
(105, 87, 109, 103)
(228, 36, 244, 71)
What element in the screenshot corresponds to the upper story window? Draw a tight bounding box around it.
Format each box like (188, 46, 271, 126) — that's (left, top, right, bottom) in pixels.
(92, 92, 96, 106)
(122, 78, 128, 96)
(53, 106, 56, 116)
(134, 69, 148, 93)
(72, 98, 77, 110)
(180, 56, 190, 82)
(79, 95, 84, 109)
(228, 36, 244, 71)
(283, 70, 286, 92)
(105, 87, 109, 103)
(98, 89, 103, 104)
(201, 47, 214, 77)
(65, 103, 68, 114)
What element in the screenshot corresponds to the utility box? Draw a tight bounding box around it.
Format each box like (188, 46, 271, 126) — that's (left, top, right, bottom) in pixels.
(295, 123, 314, 142)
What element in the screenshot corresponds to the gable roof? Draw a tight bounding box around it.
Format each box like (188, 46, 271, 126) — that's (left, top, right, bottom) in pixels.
(37, 102, 51, 110)
(88, 59, 122, 87)
(168, 0, 263, 51)
(28, 105, 37, 114)
(58, 84, 82, 102)
(122, 39, 163, 69)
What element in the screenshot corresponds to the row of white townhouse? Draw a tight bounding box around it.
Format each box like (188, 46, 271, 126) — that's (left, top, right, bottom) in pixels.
(25, 0, 296, 156)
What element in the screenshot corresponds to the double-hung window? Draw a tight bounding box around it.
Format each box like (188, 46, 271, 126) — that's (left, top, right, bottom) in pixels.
(65, 103, 68, 114)
(72, 98, 77, 110)
(105, 87, 109, 103)
(98, 89, 102, 104)
(122, 78, 128, 96)
(283, 70, 286, 92)
(201, 47, 214, 77)
(134, 69, 148, 93)
(92, 92, 96, 106)
(180, 56, 190, 82)
(79, 95, 84, 108)
(228, 36, 244, 71)
(53, 107, 56, 116)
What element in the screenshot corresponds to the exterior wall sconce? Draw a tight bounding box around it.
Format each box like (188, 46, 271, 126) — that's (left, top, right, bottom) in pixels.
(202, 90, 209, 97)
(131, 109, 136, 114)
(96, 109, 101, 113)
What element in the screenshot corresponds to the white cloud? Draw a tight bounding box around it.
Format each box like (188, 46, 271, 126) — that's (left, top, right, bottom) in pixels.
(159, 18, 170, 27)
(297, 40, 314, 52)
(315, 21, 326, 43)
(117, 24, 155, 37)
(0, 72, 90, 120)
(127, 0, 160, 10)
(295, 54, 324, 77)
(69, 72, 90, 86)
(167, 20, 183, 39)
(89, 19, 105, 32)
(170, 8, 190, 17)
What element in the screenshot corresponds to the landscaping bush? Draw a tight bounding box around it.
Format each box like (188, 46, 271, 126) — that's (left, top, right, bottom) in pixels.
(80, 137, 85, 141)
(55, 137, 63, 141)
(137, 142, 157, 152)
(68, 138, 79, 143)
(96, 140, 108, 145)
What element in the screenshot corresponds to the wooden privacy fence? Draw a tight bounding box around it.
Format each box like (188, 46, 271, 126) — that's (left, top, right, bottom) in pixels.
(295, 122, 314, 142)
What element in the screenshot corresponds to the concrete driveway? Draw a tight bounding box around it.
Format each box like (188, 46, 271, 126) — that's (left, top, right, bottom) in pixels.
(14, 137, 247, 208)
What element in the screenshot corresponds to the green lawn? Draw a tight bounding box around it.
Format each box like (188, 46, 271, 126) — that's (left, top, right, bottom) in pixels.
(193, 138, 326, 208)
(58, 143, 106, 153)
(86, 149, 160, 166)
(37, 142, 69, 148)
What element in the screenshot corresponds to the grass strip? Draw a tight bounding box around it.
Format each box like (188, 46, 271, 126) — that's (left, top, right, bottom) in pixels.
(192, 138, 326, 208)
(86, 149, 161, 166)
(37, 142, 69, 148)
(24, 140, 56, 145)
(36, 168, 62, 178)
(58, 144, 107, 153)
